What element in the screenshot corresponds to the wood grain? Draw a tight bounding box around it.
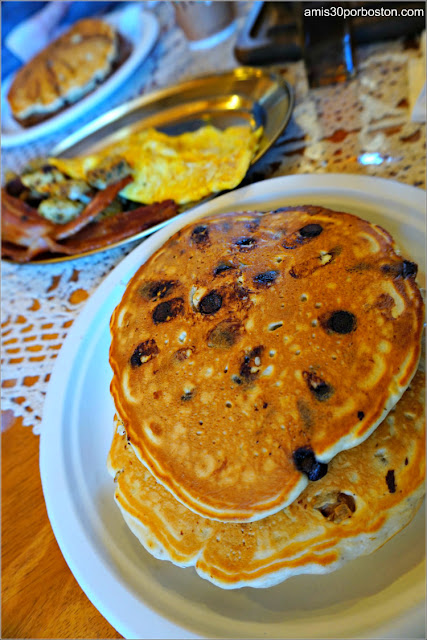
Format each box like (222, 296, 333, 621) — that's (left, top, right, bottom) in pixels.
(1, 413, 122, 639)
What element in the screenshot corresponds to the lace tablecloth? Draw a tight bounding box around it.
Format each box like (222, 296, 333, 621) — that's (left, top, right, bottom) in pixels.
(2, 3, 425, 434)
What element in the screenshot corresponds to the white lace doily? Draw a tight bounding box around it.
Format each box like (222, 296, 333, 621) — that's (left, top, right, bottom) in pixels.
(2, 3, 425, 434)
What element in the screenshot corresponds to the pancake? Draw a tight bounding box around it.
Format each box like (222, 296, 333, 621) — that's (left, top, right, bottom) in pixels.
(107, 363, 425, 589)
(7, 19, 128, 127)
(109, 206, 424, 522)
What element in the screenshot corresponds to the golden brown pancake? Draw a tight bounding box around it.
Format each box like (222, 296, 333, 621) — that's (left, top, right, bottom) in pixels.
(109, 206, 424, 522)
(7, 19, 126, 127)
(107, 363, 425, 589)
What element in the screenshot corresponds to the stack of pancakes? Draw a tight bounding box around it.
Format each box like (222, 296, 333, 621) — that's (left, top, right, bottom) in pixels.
(7, 19, 130, 127)
(108, 205, 425, 589)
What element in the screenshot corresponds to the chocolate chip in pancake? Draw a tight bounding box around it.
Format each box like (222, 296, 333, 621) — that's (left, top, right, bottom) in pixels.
(107, 361, 425, 588)
(109, 206, 424, 522)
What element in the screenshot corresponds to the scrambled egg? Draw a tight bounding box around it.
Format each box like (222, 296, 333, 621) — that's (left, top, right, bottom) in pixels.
(50, 125, 262, 205)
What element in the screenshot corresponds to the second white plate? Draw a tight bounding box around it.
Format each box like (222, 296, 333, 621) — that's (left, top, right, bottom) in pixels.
(40, 174, 426, 640)
(1, 5, 159, 147)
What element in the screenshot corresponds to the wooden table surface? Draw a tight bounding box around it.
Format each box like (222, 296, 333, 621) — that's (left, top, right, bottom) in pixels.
(1, 6, 425, 638)
(1, 413, 121, 639)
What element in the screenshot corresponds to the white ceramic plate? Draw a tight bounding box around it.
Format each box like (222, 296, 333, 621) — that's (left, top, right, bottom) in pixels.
(40, 174, 426, 640)
(1, 6, 159, 148)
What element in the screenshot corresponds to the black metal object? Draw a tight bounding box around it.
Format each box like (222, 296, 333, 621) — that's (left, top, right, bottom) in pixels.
(235, 1, 425, 65)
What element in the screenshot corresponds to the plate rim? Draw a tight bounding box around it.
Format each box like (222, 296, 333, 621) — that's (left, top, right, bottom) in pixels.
(3, 67, 294, 265)
(50, 65, 293, 159)
(40, 174, 426, 640)
(1, 7, 159, 147)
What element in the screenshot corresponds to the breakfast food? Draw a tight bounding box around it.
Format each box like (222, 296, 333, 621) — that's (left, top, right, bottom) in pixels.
(1, 178, 178, 262)
(7, 18, 131, 127)
(2, 125, 261, 262)
(108, 360, 425, 588)
(108, 205, 425, 588)
(50, 125, 263, 205)
(109, 206, 424, 523)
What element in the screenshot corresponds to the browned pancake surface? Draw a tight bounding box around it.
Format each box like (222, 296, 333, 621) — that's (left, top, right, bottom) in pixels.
(7, 19, 119, 123)
(109, 206, 424, 521)
(108, 365, 425, 588)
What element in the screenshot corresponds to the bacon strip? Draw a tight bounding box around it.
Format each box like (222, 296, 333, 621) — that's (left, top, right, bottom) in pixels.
(1, 237, 72, 262)
(60, 200, 178, 253)
(1, 190, 74, 261)
(1, 190, 55, 246)
(53, 175, 133, 240)
(1, 181, 179, 262)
